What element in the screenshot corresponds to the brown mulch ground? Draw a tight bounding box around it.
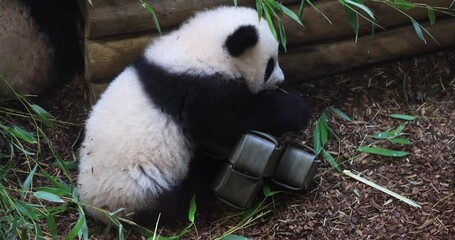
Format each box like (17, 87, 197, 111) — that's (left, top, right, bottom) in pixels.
(41, 48, 454, 239)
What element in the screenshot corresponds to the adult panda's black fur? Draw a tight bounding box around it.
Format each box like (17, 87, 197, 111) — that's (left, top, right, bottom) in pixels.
(0, 0, 82, 96)
(77, 6, 310, 226)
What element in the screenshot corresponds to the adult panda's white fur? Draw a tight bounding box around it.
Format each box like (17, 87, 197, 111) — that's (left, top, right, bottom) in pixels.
(0, 0, 55, 96)
(78, 6, 310, 226)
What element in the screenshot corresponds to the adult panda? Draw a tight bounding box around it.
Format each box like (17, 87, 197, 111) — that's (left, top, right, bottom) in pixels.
(0, 0, 81, 96)
(78, 6, 310, 226)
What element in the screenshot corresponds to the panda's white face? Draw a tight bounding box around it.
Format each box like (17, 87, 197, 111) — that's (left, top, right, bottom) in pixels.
(228, 20, 285, 93)
(143, 6, 284, 93)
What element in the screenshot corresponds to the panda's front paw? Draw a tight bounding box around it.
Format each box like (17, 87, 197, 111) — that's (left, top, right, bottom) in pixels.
(281, 92, 310, 130)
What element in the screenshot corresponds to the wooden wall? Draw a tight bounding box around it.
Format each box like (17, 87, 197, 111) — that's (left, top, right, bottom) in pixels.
(80, 0, 455, 102)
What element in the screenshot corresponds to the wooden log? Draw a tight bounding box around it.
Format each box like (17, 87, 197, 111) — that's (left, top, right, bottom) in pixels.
(85, 34, 153, 82)
(87, 18, 455, 101)
(284, 0, 452, 45)
(83, 0, 451, 40)
(84, 0, 453, 83)
(281, 17, 455, 82)
(85, 0, 301, 39)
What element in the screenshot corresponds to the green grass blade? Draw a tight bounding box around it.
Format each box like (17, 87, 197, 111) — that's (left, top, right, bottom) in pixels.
(389, 114, 416, 121)
(411, 19, 426, 43)
(330, 107, 352, 122)
(21, 164, 38, 197)
(358, 146, 409, 157)
(322, 149, 341, 172)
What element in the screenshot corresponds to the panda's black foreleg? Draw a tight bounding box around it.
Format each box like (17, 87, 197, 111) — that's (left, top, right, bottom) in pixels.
(187, 87, 310, 151)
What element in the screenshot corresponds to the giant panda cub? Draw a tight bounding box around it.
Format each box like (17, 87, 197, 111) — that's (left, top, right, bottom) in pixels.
(78, 6, 310, 226)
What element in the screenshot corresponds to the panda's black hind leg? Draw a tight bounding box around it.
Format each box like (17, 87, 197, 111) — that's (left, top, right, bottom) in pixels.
(134, 150, 220, 228)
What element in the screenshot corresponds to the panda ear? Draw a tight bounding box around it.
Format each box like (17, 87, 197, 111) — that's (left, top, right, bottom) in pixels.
(224, 25, 258, 57)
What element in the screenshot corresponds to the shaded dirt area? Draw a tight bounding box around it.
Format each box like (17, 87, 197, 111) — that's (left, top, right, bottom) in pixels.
(42, 48, 454, 239)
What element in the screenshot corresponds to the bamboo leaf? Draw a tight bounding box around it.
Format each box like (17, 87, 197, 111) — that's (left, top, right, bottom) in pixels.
(298, 0, 305, 17)
(6, 126, 36, 144)
(313, 121, 321, 155)
(389, 0, 415, 10)
(278, 20, 287, 51)
(66, 213, 86, 240)
(263, 6, 278, 39)
(372, 131, 395, 140)
(36, 187, 69, 197)
(388, 138, 412, 145)
(14, 201, 39, 220)
(31, 104, 54, 128)
(346, 7, 359, 41)
(256, 0, 263, 20)
(428, 7, 436, 25)
(21, 164, 38, 197)
(188, 195, 196, 223)
(263, 184, 282, 197)
(325, 123, 340, 142)
(330, 107, 353, 122)
(141, 1, 161, 34)
(344, 0, 375, 20)
(322, 149, 341, 172)
(280, 4, 304, 26)
(318, 113, 328, 146)
(358, 147, 409, 157)
(222, 235, 251, 240)
(411, 19, 426, 44)
(47, 214, 58, 240)
(34, 191, 65, 203)
(389, 114, 416, 121)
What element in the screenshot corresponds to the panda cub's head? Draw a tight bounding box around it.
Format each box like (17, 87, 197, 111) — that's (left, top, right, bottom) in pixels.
(144, 6, 284, 93)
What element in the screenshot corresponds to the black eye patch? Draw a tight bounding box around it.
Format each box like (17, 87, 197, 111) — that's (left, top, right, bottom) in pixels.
(263, 58, 275, 82)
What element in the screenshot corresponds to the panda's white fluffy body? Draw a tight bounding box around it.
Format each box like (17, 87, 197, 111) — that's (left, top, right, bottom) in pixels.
(79, 68, 192, 222)
(0, 0, 55, 96)
(78, 6, 309, 225)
